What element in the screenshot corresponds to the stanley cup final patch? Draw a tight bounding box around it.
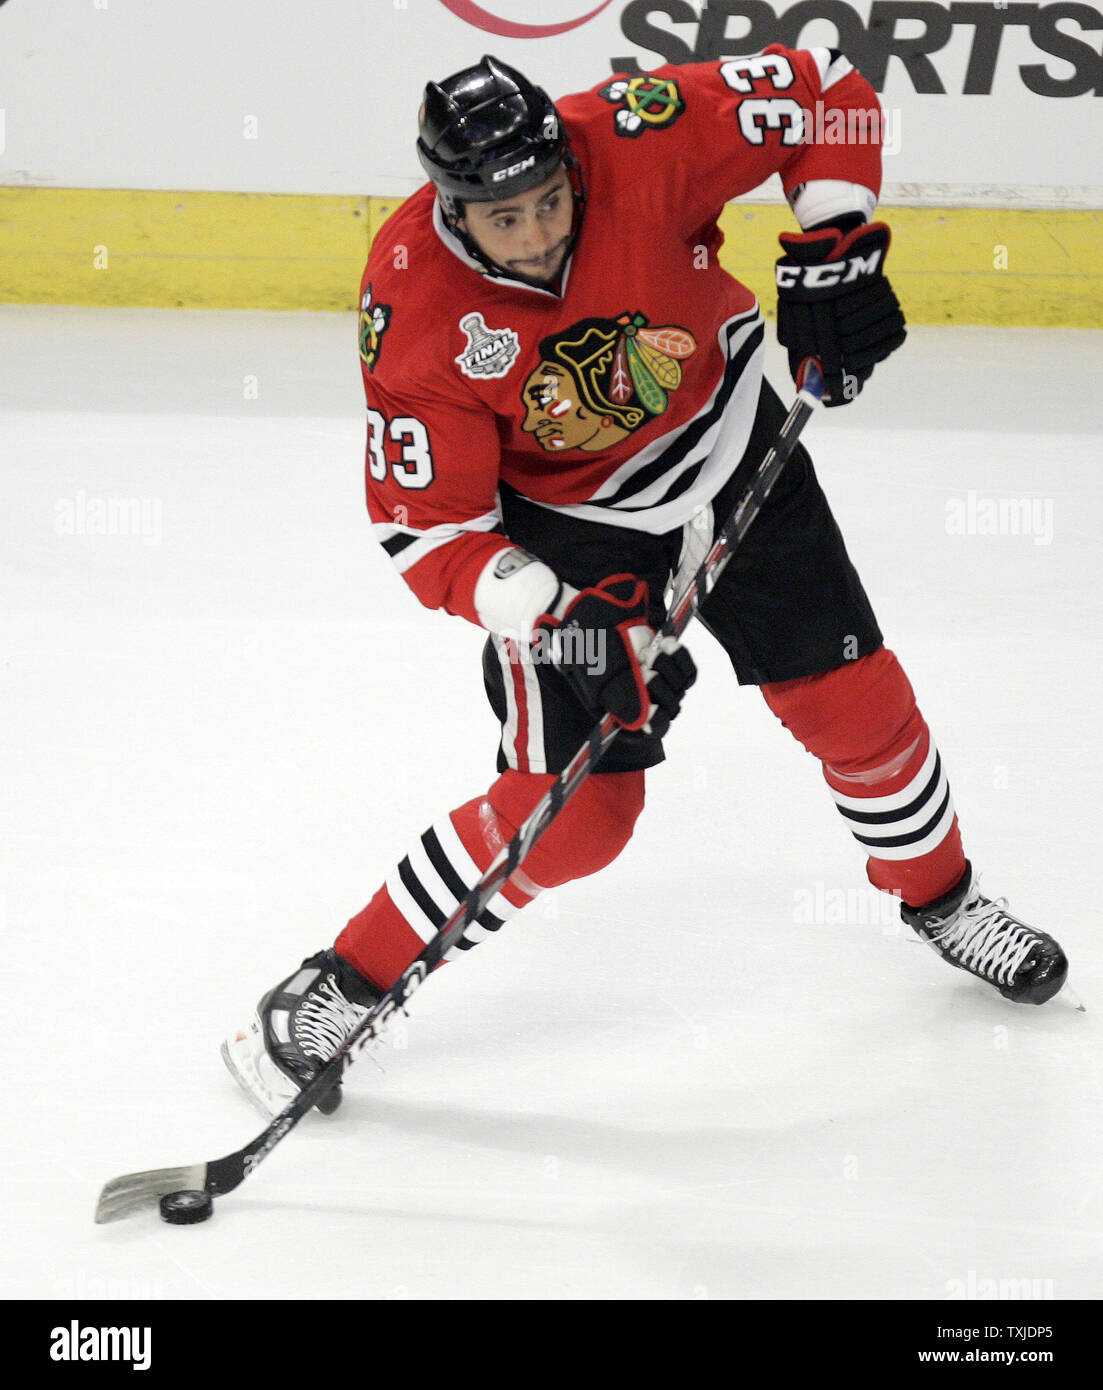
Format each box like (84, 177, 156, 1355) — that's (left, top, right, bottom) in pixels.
(454, 313, 521, 380)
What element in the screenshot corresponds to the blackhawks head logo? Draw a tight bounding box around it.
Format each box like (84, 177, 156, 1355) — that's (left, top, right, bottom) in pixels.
(599, 75, 685, 138)
(359, 284, 391, 373)
(521, 312, 697, 453)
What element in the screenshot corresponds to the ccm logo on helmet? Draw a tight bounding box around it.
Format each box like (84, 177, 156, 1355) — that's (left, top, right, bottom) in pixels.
(493, 154, 538, 181)
(776, 249, 884, 289)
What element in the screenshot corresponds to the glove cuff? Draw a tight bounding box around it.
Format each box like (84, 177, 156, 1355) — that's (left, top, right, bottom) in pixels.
(473, 546, 575, 643)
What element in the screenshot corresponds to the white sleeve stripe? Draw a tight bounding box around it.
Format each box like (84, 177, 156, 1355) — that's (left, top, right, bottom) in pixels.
(372, 510, 500, 544)
(808, 46, 831, 83)
(390, 535, 453, 575)
(807, 45, 854, 91)
(823, 53, 854, 91)
(373, 511, 501, 575)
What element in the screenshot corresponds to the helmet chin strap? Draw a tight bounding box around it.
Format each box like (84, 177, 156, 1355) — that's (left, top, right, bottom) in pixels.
(444, 209, 505, 278)
(447, 156, 587, 288)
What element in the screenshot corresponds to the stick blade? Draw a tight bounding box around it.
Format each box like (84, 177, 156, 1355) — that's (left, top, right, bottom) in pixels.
(94, 1162, 207, 1224)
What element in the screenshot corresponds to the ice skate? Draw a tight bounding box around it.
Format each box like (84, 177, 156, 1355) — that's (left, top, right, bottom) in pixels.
(221, 949, 381, 1118)
(901, 863, 1068, 1005)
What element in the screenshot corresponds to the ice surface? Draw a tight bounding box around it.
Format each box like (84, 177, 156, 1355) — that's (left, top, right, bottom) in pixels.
(2, 306, 1101, 1300)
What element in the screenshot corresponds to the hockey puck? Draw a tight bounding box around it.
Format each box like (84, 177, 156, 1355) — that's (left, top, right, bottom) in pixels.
(159, 1190, 214, 1225)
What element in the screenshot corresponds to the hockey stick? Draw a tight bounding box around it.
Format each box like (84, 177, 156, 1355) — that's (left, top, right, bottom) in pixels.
(94, 361, 825, 1223)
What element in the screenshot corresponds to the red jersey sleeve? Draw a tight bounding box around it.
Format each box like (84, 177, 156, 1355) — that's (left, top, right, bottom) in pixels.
(362, 369, 512, 625)
(578, 47, 883, 240)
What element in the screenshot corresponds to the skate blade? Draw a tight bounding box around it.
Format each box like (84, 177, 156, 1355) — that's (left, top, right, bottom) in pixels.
(1055, 981, 1086, 1012)
(219, 1031, 289, 1122)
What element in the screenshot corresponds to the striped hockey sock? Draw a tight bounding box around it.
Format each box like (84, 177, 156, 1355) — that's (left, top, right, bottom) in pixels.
(762, 647, 967, 907)
(335, 770, 644, 992)
(823, 728, 966, 906)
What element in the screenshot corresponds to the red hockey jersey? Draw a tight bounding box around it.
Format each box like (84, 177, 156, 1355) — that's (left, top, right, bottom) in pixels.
(359, 46, 883, 629)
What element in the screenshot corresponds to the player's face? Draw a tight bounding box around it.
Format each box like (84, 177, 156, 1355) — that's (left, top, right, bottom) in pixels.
(460, 169, 574, 285)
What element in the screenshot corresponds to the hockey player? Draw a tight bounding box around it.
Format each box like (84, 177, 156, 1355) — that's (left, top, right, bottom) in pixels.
(223, 51, 1069, 1118)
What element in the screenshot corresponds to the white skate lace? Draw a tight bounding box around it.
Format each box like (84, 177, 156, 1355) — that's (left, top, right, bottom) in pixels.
(294, 978, 370, 1062)
(929, 894, 1040, 986)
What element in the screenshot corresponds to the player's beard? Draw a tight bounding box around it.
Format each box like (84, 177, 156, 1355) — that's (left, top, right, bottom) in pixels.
(509, 170, 585, 288)
(502, 235, 571, 288)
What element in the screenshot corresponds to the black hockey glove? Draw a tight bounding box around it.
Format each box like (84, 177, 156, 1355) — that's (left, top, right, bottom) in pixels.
(775, 220, 906, 407)
(534, 575, 697, 735)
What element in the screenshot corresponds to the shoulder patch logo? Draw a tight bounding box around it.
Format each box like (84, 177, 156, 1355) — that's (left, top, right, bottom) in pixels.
(599, 75, 686, 138)
(359, 285, 392, 373)
(520, 311, 697, 453)
(454, 312, 521, 380)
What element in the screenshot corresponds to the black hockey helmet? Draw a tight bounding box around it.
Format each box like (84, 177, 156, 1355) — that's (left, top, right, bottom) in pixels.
(417, 55, 573, 220)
